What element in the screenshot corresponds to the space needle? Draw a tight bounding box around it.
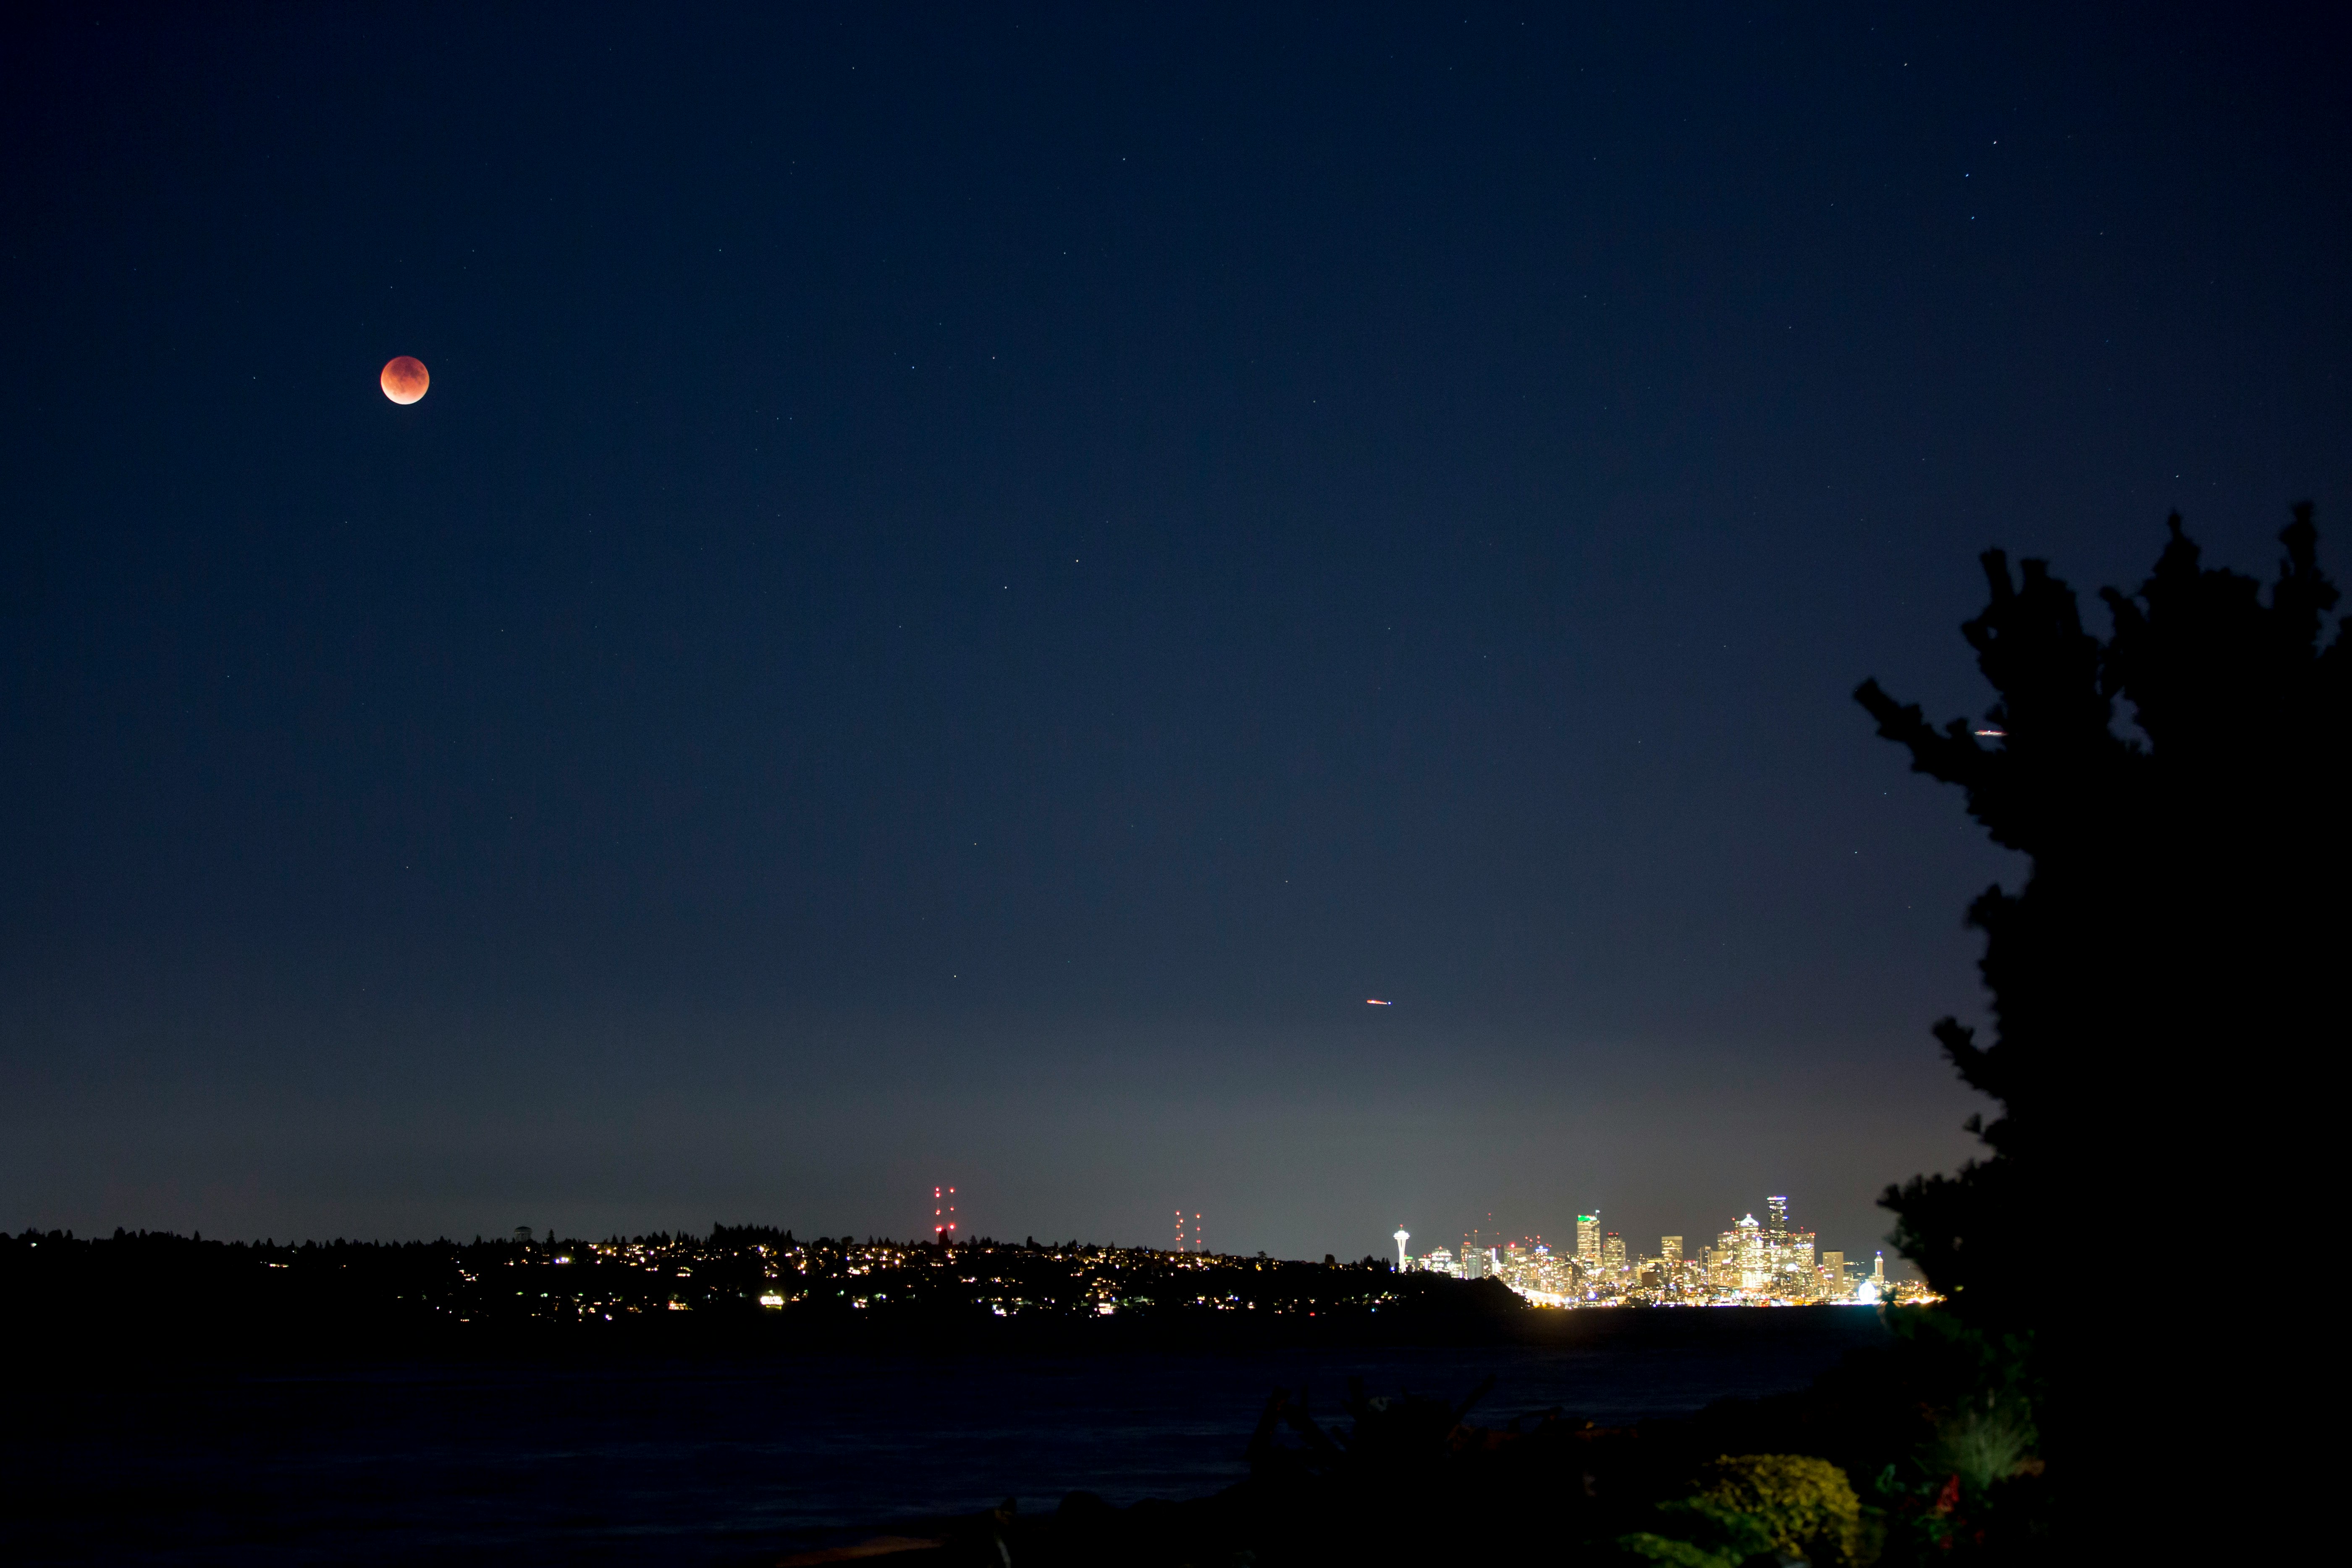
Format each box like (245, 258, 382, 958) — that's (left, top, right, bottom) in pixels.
(1393, 1225, 1411, 1270)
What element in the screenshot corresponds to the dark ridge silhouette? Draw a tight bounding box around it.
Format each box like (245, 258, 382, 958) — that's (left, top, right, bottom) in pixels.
(1856, 506, 2344, 1551)
(0, 1227, 1520, 1363)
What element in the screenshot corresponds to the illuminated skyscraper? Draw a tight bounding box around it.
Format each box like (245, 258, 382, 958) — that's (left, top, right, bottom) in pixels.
(1735, 1213, 1767, 1292)
(1602, 1232, 1626, 1274)
(1577, 1214, 1600, 1271)
(1523, 1241, 1566, 1296)
(1661, 1235, 1683, 1266)
(1786, 1228, 1818, 1296)
(1767, 1195, 1790, 1237)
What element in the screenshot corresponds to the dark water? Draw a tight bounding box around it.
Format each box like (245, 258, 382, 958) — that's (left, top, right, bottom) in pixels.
(4, 1309, 1887, 1566)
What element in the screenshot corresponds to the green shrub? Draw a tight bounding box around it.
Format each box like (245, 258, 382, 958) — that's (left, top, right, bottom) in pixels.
(1618, 1496, 1776, 1568)
(1919, 1397, 2036, 1493)
(1694, 1454, 1867, 1565)
(1616, 1531, 1747, 1568)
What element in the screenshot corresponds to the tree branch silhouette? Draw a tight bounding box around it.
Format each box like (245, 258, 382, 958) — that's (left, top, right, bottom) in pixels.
(1859, 507, 2343, 1345)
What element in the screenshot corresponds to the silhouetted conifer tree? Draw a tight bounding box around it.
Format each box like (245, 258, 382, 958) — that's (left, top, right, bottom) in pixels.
(1859, 508, 2342, 1333)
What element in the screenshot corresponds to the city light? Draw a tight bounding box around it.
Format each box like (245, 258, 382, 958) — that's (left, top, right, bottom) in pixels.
(1393, 1195, 1938, 1308)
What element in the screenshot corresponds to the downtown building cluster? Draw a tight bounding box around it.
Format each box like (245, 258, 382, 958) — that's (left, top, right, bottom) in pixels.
(1394, 1195, 1930, 1307)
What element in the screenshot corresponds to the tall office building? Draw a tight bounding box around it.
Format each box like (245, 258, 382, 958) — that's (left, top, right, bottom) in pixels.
(1710, 1230, 1741, 1288)
(1528, 1242, 1568, 1295)
(1781, 1227, 1818, 1295)
(1766, 1195, 1790, 1238)
(1660, 1235, 1683, 1266)
(1735, 1213, 1767, 1292)
(1602, 1232, 1627, 1273)
(1577, 1214, 1600, 1271)
(1497, 1242, 1527, 1291)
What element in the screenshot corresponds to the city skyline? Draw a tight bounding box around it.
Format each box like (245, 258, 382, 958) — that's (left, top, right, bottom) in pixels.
(1397, 1193, 1917, 1305)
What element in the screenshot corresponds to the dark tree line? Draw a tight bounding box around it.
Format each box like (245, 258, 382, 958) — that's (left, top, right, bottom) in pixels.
(0, 1226, 1506, 1359)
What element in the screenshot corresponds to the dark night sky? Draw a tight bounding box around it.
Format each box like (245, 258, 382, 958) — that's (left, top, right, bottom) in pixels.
(4, 6, 2345, 1261)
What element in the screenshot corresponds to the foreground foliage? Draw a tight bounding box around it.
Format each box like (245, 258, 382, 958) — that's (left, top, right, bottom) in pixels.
(1622, 1453, 1869, 1567)
(1854, 509, 2341, 1555)
(1856, 508, 2342, 1337)
(831, 1306, 2040, 1567)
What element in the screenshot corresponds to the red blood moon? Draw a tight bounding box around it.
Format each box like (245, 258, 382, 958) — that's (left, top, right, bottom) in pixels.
(380, 356, 430, 404)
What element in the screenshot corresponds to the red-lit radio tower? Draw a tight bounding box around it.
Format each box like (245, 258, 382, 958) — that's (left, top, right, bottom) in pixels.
(933, 1185, 957, 1245)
